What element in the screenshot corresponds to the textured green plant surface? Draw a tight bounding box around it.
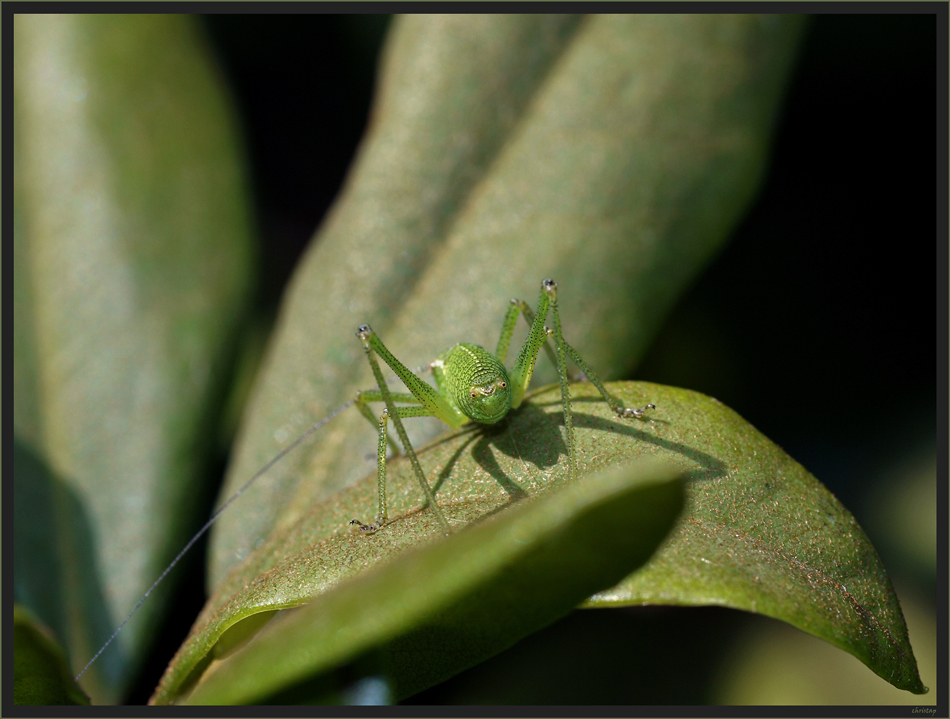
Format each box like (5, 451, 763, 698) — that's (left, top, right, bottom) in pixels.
(13, 14, 254, 703)
(150, 382, 924, 703)
(164, 455, 686, 704)
(13, 13, 926, 706)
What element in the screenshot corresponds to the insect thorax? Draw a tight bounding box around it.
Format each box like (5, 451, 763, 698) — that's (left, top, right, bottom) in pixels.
(435, 343, 511, 425)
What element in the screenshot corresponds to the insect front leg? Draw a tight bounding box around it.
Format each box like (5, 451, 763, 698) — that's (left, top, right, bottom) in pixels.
(351, 325, 460, 535)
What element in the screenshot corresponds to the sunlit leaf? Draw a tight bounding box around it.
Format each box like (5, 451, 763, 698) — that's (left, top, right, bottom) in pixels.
(175, 460, 685, 704)
(153, 381, 923, 702)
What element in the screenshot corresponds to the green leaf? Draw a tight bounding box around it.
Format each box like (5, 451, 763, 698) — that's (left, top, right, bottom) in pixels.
(714, 590, 937, 705)
(580, 395, 928, 696)
(151, 381, 923, 703)
(178, 460, 685, 704)
(13, 15, 254, 702)
(14, 605, 90, 706)
(210, 14, 806, 591)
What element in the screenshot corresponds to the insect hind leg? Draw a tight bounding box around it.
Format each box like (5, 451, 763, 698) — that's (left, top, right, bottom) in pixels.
(558, 340, 655, 418)
(540, 279, 656, 482)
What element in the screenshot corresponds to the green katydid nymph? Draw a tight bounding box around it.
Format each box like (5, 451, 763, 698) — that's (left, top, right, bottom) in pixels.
(75, 278, 654, 681)
(349, 277, 655, 534)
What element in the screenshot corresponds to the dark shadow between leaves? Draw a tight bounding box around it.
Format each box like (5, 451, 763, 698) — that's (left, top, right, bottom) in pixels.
(255, 646, 392, 705)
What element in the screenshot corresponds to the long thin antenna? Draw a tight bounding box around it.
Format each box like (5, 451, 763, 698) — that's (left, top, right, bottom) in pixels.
(74, 398, 355, 682)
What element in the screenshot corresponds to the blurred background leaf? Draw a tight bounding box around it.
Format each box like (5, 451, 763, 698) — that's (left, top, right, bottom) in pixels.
(13, 14, 254, 703)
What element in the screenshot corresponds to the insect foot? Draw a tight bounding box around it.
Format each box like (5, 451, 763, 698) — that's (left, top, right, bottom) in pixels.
(617, 403, 656, 419)
(349, 518, 383, 534)
(356, 323, 374, 345)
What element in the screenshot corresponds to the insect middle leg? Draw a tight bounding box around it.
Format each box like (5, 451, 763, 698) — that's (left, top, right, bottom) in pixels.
(349, 402, 440, 534)
(355, 389, 422, 456)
